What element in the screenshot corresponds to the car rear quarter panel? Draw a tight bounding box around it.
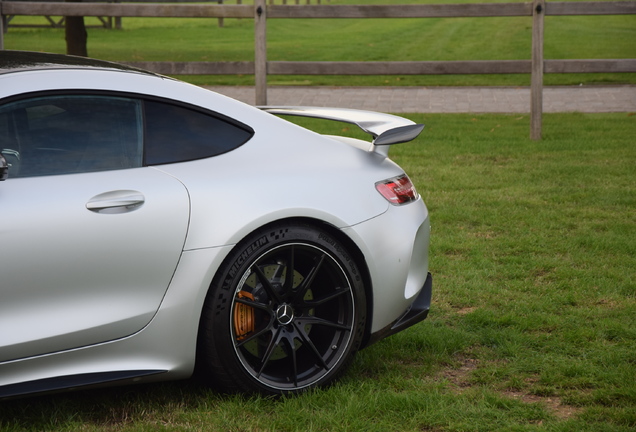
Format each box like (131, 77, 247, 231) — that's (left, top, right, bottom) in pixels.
(154, 124, 405, 251)
(343, 198, 430, 333)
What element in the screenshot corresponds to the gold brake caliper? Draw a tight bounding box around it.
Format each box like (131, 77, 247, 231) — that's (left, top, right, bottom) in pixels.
(234, 291, 255, 341)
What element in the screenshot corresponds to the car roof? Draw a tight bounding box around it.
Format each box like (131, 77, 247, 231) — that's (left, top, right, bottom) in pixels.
(0, 50, 157, 76)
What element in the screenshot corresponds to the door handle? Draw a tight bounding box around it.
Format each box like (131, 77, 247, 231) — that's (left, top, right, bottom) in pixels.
(86, 190, 145, 214)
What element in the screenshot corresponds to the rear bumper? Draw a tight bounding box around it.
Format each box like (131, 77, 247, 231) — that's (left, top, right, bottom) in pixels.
(363, 272, 432, 348)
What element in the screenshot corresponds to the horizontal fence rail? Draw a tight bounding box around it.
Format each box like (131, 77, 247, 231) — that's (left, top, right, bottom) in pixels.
(122, 59, 636, 76)
(3, 1, 635, 17)
(1, 3, 255, 18)
(1, 1, 635, 139)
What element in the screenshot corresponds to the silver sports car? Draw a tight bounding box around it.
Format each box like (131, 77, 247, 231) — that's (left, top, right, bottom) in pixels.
(0, 51, 432, 397)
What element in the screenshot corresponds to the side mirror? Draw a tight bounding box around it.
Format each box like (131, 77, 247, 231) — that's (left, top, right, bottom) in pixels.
(0, 154, 8, 181)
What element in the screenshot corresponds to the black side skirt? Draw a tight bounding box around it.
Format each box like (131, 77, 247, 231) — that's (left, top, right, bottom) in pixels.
(0, 370, 167, 399)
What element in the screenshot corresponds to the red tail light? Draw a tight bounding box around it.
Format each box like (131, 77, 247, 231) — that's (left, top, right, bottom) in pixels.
(375, 174, 419, 205)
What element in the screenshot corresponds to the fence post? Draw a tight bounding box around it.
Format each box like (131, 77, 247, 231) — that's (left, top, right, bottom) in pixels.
(0, 2, 4, 49)
(254, 0, 267, 105)
(531, 0, 545, 140)
(218, 0, 224, 28)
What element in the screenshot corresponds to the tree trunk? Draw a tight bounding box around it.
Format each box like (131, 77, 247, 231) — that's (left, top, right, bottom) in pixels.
(65, 0, 87, 57)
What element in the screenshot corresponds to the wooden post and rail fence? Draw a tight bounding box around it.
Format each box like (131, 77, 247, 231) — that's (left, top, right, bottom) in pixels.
(0, 1, 635, 139)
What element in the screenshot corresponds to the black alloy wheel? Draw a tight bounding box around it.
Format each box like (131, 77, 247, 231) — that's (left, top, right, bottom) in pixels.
(198, 223, 366, 394)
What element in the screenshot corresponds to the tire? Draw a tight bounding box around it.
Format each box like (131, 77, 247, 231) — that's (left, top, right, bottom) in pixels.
(198, 222, 366, 395)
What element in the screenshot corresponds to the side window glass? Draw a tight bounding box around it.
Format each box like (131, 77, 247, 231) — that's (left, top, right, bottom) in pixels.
(0, 95, 143, 178)
(144, 100, 253, 166)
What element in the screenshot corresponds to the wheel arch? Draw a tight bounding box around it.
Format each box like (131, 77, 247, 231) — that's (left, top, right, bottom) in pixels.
(194, 215, 375, 380)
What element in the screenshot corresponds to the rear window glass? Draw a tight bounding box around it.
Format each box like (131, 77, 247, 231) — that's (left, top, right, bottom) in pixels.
(144, 100, 253, 166)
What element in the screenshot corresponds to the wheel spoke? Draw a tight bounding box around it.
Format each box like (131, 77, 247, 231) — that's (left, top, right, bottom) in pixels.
(292, 253, 325, 303)
(293, 322, 330, 371)
(287, 337, 299, 387)
(303, 286, 350, 307)
(282, 245, 295, 292)
(235, 324, 273, 348)
(295, 316, 352, 331)
(235, 296, 270, 312)
(271, 262, 286, 282)
(252, 264, 283, 304)
(256, 327, 284, 378)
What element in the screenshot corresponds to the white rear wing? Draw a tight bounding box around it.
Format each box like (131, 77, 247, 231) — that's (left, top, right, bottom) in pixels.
(259, 106, 424, 156)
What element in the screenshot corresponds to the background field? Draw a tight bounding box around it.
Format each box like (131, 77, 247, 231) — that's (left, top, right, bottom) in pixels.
(1, 112, 634, 431)
(3, 0, 636, 86)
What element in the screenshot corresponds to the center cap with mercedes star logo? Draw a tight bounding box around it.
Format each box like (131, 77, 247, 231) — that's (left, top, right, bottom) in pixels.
(276, 304, 294, 325)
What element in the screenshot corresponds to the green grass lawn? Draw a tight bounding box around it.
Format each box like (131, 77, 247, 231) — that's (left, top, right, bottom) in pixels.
(1, 112, 634, 431)
(3, 0, 635, 86)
